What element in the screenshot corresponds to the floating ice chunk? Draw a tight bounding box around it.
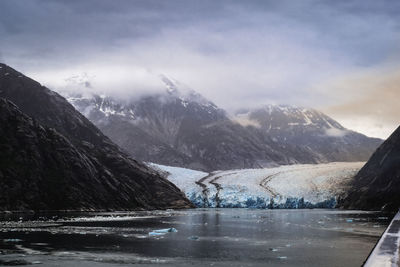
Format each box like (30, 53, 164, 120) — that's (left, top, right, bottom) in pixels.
(135, 235, 148, 239)
(148, 232, 166, 236)
(278, 256, 288, 259)
(149, 228, 178, 236)
(188, 236, 199, 240)
(153, 228, 178, 233)
(346, 219, 353, 223)
(269, 248, 278, 252)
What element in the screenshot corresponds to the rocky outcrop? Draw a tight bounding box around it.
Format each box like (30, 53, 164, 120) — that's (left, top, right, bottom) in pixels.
(341, 125, 400, 211)
(0, 63, 192, 211)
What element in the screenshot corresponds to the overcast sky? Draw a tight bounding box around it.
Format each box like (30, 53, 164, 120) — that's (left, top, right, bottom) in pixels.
(1, 0, 399, 138)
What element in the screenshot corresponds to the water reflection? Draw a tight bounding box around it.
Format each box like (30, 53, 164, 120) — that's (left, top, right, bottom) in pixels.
(0, 209, 392, 267)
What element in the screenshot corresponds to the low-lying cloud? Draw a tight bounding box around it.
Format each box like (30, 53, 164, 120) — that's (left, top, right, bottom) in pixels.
(32, 65, 168, 100)
(323, 66, 400, 138)
(324, 128, 348, 138)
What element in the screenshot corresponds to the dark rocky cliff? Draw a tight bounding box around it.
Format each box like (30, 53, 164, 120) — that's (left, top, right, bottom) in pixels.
(0, 63, 192, 211)
(341, 125, 400, 211)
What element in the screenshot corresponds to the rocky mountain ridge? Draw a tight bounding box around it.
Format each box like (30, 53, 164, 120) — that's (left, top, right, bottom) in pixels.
(238, 104, 382, 162)
(62, 75, 382, 171)
(0, 63, 192, 211)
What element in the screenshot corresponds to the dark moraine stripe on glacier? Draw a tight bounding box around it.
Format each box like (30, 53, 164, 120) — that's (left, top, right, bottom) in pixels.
(364, 212, 400, 266)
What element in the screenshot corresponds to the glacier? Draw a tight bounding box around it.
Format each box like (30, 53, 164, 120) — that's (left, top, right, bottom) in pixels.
(149, 162, 363, 209)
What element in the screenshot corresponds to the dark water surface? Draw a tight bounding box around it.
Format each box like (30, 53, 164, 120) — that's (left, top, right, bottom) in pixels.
(0, 209, 392, 266)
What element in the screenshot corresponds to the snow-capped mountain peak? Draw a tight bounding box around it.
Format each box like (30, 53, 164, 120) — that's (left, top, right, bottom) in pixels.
(159, 74, 218, 110)
(235, 104, 344, 131)
(59, 77, 381, 171)
(64, 93, 135, 121)
(159, 74, 179, 94)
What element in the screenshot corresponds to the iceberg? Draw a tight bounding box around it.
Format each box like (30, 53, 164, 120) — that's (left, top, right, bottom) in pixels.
(148, 228, 178, 236)
(153, 228, 178, 233)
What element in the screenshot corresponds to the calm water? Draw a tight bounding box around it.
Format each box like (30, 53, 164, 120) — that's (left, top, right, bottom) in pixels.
(0, 209, 392, 266)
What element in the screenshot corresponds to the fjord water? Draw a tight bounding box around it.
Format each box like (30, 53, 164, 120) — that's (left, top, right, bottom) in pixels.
(0, 209, 391, 267)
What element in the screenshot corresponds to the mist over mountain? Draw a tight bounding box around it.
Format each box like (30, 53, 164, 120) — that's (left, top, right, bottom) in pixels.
(62, 75, 382, 172)
(0, 63, 192, 211)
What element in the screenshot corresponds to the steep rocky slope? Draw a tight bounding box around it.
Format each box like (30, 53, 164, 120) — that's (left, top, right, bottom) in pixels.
(342, 125, 400, 211)
(0, 63, 192, 211)
(64, 76, 381, 171)
(238, 105, 382, 162)
(67, 90, 321, 171)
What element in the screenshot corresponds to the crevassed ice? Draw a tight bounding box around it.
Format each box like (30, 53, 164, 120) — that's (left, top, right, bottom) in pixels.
(151, 162, 363, 209)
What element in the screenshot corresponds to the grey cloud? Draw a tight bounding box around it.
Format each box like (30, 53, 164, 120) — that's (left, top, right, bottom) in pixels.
(1, 0, 399, 138)
(322, 67, 400, 138)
